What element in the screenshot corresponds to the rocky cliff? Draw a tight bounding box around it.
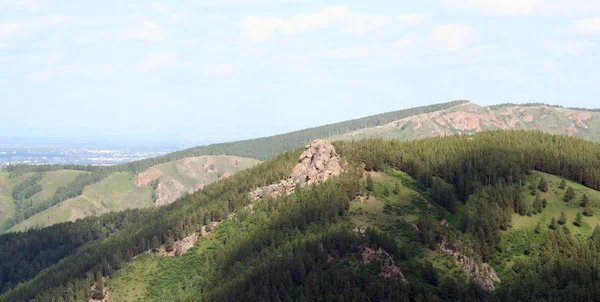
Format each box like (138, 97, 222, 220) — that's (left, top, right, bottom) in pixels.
(251, 139, 343, 200)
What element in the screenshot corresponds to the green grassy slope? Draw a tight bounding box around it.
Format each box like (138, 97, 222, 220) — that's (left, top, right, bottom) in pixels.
(8, 155, 260, 232)
(0, 170, 84, 227)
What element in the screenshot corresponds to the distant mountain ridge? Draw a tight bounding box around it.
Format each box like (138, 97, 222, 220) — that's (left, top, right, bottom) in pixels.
(333, 102, 600, 142)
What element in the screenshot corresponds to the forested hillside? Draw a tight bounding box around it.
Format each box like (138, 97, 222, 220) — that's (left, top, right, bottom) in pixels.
(0, 101, 466, 231)
(3, 131, 600, 301)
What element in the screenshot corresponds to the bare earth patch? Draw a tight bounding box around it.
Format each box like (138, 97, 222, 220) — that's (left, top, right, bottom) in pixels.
(135, 169, 162, 187)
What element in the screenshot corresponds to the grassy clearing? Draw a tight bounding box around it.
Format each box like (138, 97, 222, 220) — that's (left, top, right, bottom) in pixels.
(109, 254, 159, 302)
(510, 171, 600, 236)
(0, 171, 14, 225)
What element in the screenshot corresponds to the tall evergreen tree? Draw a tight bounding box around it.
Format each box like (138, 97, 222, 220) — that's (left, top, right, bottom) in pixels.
(564, 187, 576, 202)
(538, 177, 548, 192)
(581, 193, 589, 207)
(559, 211, 567, 225)
(574, 212, 583, 227)
(366, 175, 374, 192)
(559, 179, 567, 189)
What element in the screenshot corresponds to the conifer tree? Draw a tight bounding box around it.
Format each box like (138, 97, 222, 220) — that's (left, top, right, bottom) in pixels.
(550, 217, 558, 229)
(538, 177, 548, 192)
(366, 175, 374, 192)
(584, 205, 594, 217)
(564, 187, 576, 202)
(533, 194, 543, 213)
(559, 211, 567, 225)
(559, 179, 567, 189)
(581, 193, 589, 207)
(393, 183, 400, 195)
(574, 212, 583, 227)
(542, 198, 547, 208)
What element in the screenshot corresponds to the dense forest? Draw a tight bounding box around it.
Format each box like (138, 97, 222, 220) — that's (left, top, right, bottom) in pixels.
(3, 130, 600, 301)
(1, 101, 467, 229)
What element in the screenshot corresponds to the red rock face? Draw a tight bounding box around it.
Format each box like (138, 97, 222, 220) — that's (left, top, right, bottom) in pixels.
(135, 169, 162, 187)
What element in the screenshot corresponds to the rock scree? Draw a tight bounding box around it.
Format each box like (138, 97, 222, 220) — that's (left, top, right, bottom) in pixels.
(251, 139, 343, 200)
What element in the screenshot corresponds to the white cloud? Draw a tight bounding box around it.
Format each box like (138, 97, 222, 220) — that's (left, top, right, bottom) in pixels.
(395, 33, 414, 49)
(129, 22, 164, 41)
(322, 46, 370, 59)
(0, 0, 41, 12)
(572, 17, 600, 35)
(0, 43, 8, 49)
(140, 53, 176, 72)
(240, 6, 427, 41)
(203, 62, 235, 76)
(430, 24, 475, 52)
(441, 0, 540, 16)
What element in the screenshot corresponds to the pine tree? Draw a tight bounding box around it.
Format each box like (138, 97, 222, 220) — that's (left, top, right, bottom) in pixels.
(584, 205, 594, 217)
(542, 198, 547, 208)
(549, 217, 558, 230)
(393, 183, 400, 195)
(538, 177, 548, 192)
(533, 194, 543, 213)
(559, 211, 567, 225)
(534, 222, 542, 233)
(530, 183, 538, 196)
(91, 272, 104, 300)
(366, 175, 374, 192)
(383, 186, 390, 197)
(564, 187, 576, 202)
(574, 212, 583, 227)
(581, 194, 589, 207)
(559, 179, 567, 189)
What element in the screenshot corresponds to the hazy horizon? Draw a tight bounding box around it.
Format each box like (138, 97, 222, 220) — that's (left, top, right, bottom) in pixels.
(2, 0, 600, 141)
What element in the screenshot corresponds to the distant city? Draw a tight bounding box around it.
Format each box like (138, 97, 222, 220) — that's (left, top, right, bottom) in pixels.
(0, 147, 177, 166)
(0, 134, 188, 166)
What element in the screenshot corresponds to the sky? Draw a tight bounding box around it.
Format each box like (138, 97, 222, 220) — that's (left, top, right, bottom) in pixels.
(1, 0, 600, 143)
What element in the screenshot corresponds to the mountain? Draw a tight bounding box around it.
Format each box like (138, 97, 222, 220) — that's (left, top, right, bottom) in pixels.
(0, 155, 259, 232)
(2, 101, 599, 234)
(2, 101, 600, 234)
(0, 101, 467, 233)
(2, 131, 600, 301)
(333, 102, 600, 141)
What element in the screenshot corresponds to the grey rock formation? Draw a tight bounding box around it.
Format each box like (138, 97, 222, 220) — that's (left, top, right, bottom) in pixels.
(250, 139, 343, 200)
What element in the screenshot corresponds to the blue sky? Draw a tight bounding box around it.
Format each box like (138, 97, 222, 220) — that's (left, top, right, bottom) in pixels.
(1, 0, 600, 142)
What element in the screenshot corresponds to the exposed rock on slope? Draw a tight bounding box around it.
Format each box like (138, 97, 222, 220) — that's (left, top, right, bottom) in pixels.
(361, 247, 408, 283)
(135, 169, 162, 187)
(337, 103, 600, 142)
(439, 240, 500, 291)
(251, 139, 343, 200)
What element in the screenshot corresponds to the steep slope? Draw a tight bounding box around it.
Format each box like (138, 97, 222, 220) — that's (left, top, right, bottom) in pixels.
(333, 102, 600, 141)
(0, 170, 86, 231)
(7, 155, 259, 232)
(4, 131, 600, 301)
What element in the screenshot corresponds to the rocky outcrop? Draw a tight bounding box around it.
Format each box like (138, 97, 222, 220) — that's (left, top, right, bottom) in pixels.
(155, 179, 185, 206)
(439, 240, 500, 291)
(361, 247, 408, 283)
(135, 169, 162, 187)
(250, 139, 343, 200)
